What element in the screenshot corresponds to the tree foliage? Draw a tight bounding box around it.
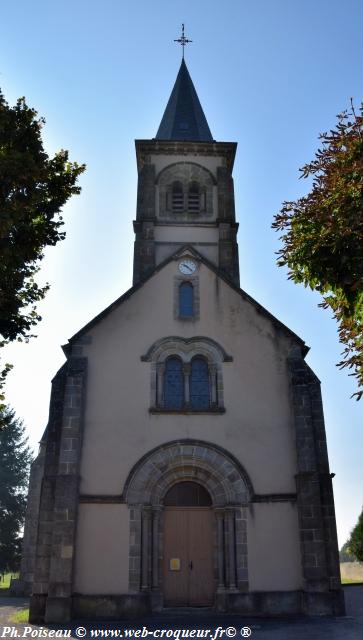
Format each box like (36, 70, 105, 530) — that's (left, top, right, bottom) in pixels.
(0, 91, 85, 412)
(272, 103, 363, 399)
(0, 407, 33, 572)
(339, 540, 355, 562)
(348, 506, 363, 562)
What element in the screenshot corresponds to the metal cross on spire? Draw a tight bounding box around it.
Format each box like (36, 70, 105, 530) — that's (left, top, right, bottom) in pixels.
(174, 23, 192, 59)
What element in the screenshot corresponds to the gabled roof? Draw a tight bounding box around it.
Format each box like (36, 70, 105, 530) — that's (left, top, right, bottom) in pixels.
(63, 246, 308, 357)
(156, 59, 213, 142)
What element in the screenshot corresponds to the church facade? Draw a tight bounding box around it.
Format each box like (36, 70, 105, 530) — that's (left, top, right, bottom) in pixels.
(23, 58, 344, 623)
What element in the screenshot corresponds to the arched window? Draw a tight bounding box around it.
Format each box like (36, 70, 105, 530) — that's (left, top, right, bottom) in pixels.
(188, 182, 200, 212)
(172, 182, 184, 212)
(190, 356, 210, 410)
(164, 357, 184, 409)
(179, 282, 194, 317)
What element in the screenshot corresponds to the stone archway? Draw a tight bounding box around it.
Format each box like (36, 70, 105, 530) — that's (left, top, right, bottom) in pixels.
(123, 439, 253, 610)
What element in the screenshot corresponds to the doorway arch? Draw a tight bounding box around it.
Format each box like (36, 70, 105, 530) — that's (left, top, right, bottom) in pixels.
(123, 439, 252, 609)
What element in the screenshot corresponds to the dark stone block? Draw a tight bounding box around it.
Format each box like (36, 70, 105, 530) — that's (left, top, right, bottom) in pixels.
(29, 594, 47, 623)
(302, 589, 345, 615)
(45, 596, 72, 623)
(72, 594, 151, 620)
(228, 590, 302, 616)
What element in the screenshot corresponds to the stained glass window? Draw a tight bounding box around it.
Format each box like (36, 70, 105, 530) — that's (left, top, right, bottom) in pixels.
(179, 282, 193, 317)
(164, 357, 184, 409)
(190, 357, 210, 409)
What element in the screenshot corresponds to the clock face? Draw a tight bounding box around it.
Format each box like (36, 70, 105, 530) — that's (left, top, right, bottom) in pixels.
(179, 259, 197, 275)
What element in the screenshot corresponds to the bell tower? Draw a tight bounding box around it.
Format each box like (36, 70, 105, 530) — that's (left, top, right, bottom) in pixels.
(133, 57, 240, 287)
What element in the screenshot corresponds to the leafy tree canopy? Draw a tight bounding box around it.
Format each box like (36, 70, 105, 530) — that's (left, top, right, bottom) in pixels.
(0, 91, 85, 412)
(339, 540, 355, 563)
(0, 407, 33, 572)
(273, 103, 363, 399)
(348, 506, 363, 562)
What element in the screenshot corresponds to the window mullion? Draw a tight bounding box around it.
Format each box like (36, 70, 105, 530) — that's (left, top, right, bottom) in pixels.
(183, 363, 191, 408)
(209, 364, 217, 406)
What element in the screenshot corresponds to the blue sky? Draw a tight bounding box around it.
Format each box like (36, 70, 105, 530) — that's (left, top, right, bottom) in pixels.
(1, 0, 362, 546)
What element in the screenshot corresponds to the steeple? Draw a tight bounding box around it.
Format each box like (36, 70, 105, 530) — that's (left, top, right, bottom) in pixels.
(156, 59, 213, 142)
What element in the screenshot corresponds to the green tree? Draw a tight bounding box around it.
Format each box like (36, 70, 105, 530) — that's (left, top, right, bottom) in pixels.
(272, 102, 363, 399)
(339, 540, 355, 562)
(0, 407, 33, 572)
(348, 507, 363, 562)
(0, 91, 85, 413)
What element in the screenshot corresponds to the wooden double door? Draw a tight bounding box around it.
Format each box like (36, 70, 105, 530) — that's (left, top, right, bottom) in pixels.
(163, 507, 214, 606)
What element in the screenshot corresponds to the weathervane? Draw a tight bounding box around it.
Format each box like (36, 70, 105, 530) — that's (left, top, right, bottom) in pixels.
(174, 23, 192, 59)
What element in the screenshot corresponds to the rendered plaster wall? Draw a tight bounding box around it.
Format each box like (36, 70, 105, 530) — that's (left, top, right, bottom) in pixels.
(78, 259, 298, 498)
(155, 242, 218, 266)
(247, 502, 302, 591)
(74, 504, 130, 594)
(154, 227, 219, 243)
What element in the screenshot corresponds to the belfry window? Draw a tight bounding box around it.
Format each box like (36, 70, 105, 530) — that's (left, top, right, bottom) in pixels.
(190, 357, 210, 409)
(188, 182, 200, 212)
(172, 182, 184, 212)
(179, 282, 194, 317)
(163, 356, 184, 409)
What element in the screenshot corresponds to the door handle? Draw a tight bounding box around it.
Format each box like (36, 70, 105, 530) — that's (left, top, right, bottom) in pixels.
(189, 561, 193, 570)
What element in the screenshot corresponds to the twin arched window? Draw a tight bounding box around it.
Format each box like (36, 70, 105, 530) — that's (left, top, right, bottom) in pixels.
(164, 356, 211, 410)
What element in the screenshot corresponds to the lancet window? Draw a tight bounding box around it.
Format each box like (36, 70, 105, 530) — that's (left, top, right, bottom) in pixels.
(179, 282, 194, 317)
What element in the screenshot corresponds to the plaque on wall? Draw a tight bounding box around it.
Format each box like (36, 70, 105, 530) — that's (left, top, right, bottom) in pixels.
(169, 558, 180, 571)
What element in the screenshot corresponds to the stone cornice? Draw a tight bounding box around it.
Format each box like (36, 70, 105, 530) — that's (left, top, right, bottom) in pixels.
(135, 140, 237, 173)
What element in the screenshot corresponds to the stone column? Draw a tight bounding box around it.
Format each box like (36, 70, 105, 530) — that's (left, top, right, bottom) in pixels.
(152, 508, 161, 589)
(226, 507, 237, 590)
(141, 508, 152, 590)
(183, 363, 191, 407)
(209, 365, 217, 406)
(215, 509, 226, 589)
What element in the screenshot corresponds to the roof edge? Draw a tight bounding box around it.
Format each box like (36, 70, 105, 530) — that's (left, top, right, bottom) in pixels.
(63, 248, 308, 358)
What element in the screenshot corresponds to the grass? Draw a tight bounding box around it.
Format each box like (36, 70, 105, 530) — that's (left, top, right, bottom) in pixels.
(9, 609, 29, 624)
(0, 573, 19, 589)
(342, 578, 363, 584)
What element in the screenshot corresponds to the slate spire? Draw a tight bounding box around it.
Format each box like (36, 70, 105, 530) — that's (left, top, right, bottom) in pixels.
(156, 59, 213, 142)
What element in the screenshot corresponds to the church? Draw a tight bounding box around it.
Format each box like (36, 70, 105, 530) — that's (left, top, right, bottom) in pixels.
(22, 49, 344, 623)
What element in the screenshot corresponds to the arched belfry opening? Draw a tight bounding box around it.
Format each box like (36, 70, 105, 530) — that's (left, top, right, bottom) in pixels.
(123, 440, 252, 610)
